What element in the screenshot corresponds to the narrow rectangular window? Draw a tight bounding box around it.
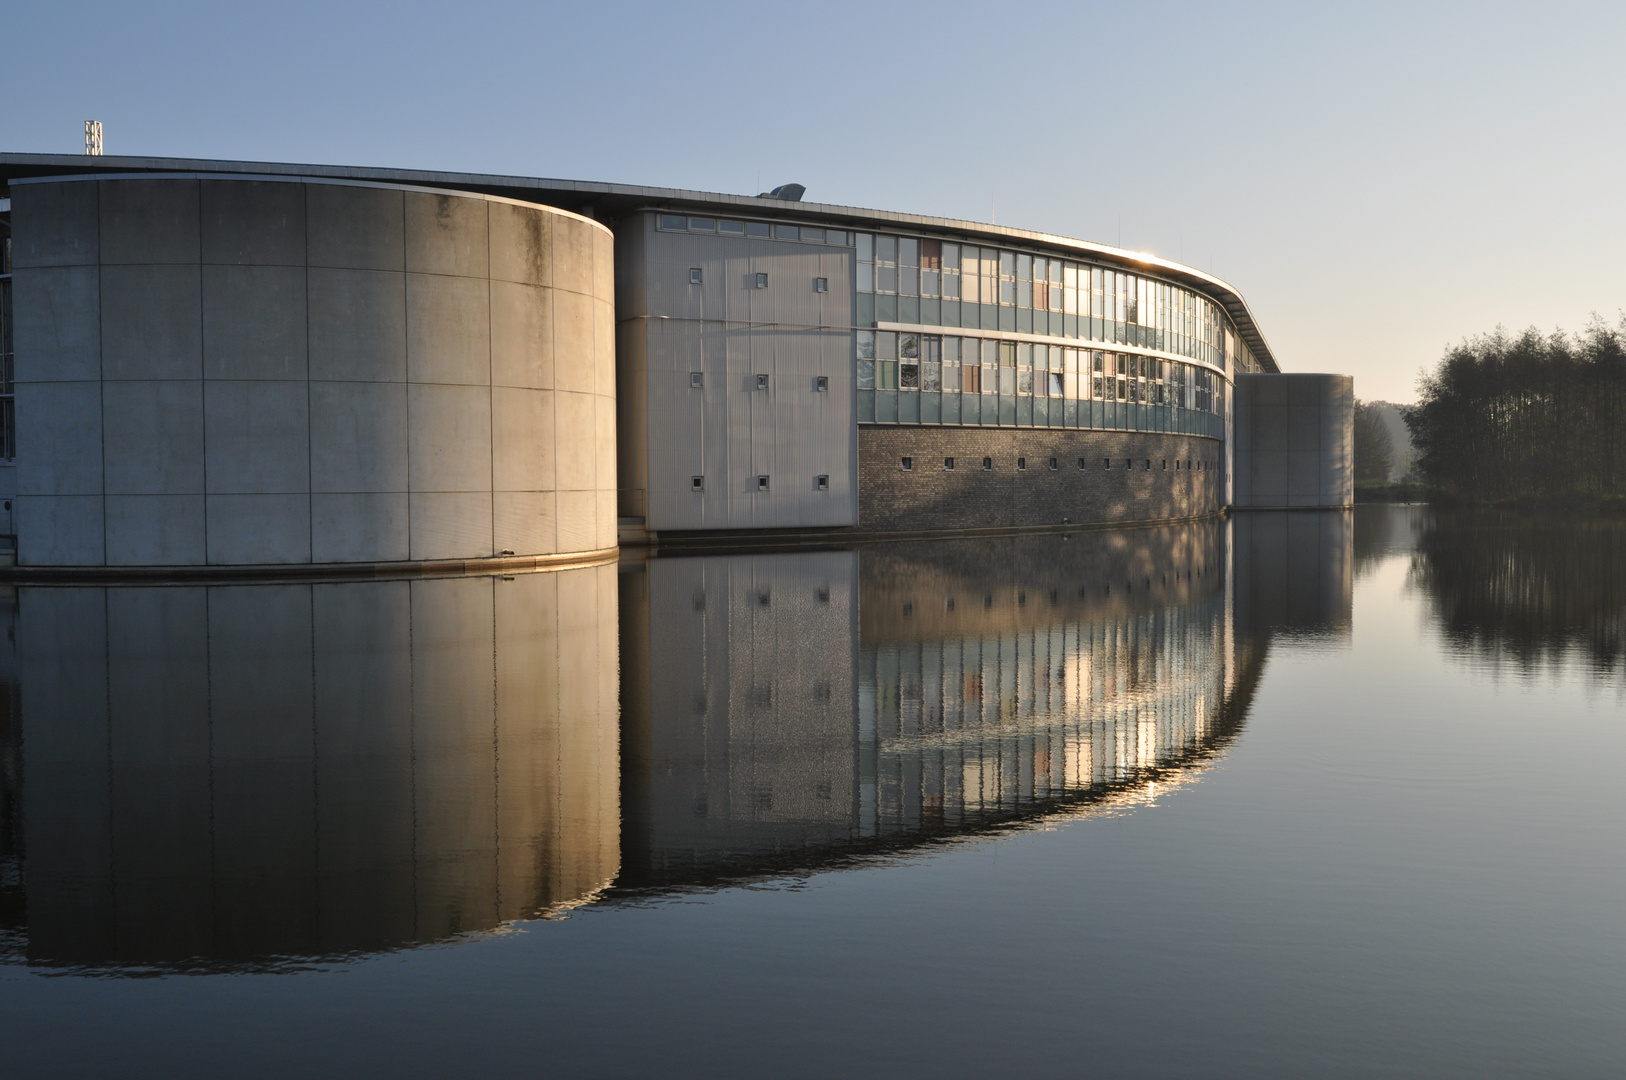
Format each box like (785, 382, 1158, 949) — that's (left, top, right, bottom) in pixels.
(815, 376, 828, 392)
(814, 277, 828, 293)
(982, 457, 993, 470)
(756, 374, 770, 391)
(944, 457, 955, 470)
(816, 474, 829, 490)
(1048, 457, 1058, 471)
(901, 457, 913, 471)
(755, 272, 769, 289)
(1017, 457, 1027, 470)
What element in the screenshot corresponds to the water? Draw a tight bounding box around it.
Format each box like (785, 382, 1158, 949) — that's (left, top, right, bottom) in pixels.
(2, 506, 1623, 1077)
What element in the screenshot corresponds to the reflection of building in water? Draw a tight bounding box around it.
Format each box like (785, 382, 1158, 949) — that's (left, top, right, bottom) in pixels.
(1232, 510, 1353, 637)
(619, 523, 1274, 890)
(0, 568, 618, 972)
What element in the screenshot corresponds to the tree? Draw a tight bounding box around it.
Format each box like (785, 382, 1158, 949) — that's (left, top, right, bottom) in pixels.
(1353, 400, 1394, 483)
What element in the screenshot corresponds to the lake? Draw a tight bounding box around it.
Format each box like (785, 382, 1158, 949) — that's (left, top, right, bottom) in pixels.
(3, 505, 1623, 1077)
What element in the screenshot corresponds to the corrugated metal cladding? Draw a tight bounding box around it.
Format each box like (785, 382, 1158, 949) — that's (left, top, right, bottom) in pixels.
(619, 213, 856, 531)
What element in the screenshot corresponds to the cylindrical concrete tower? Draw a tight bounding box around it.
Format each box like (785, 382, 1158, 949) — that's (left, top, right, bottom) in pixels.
(9, 174, 616, 569)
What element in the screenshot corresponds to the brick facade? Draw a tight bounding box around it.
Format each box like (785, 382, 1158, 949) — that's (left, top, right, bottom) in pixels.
(859, 426, 1223, 532)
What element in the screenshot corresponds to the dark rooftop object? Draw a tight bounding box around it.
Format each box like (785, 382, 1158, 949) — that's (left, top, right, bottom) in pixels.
(757, 183, 805, 201)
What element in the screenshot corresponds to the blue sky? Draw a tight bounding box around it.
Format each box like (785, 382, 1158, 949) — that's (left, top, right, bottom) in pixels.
(7, 0, 1624, 402)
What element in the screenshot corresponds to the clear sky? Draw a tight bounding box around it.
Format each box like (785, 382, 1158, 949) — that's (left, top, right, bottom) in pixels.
(6, 1, 1623, 403)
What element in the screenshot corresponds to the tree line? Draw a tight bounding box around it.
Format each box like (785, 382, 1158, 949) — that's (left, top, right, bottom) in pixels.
(1405, 319, 1626, 502)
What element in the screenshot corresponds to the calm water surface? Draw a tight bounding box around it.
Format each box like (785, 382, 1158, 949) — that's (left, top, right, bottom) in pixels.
(2, 506, 1624, 1077)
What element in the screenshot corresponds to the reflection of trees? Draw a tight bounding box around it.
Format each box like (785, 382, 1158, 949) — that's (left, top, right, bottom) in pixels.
(1411, 510, 1626, 674)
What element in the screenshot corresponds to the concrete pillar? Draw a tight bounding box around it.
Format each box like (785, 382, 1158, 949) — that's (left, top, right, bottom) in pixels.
(1232, 373, 1353, 509)
(9, 175, 616, 568)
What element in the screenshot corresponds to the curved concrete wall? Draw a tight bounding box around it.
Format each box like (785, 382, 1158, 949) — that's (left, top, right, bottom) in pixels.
(9, 175, 615, 567)
(1232, 373, 1354, 510)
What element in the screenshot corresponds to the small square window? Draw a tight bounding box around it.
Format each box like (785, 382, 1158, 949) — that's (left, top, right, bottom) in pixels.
(691, 475, 704, 491)
(944, 457, 955, 470)
(757, 475, 770, 491)
(756, 374, 770, 391)
(1048, 457, 1058, 471)
(1017, 457, 1027, 470)
(815, 376, 829, 392)
(689, 268, 703, 284)
(690, 372, 704, 388)
(901, 457, 912, 470)
(982, 457, 993, 470)
(755, 273, 769, 289)
(816, 474, 829, 490)
(814, 277, 829, 293)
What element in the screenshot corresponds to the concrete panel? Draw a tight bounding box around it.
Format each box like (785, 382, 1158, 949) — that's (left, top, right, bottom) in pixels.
(406, 273, 491, 385)
(490, 280, 552, 389)
(100, 264, 204, 380)
(204, 380, 311, 494)
(404, 191, 489, 278)
(201, 180, 306, 266)
(1288, 405, 1321, 452)
(308, 268, 406, 382)
(207, 493, 312, 564)
(491, 386, 554, 492)
(17, 382, 103, 495)
(556, 489, 596, 553)
(553, 289, 594, 393)
(488, 201, 551, 286)
(309, 381, 408, 493)
(1288, 450, 1323, 500)
(593, 296, 616, 397)
(305, 184, 404, 271)
(9, 180, 99, 267)
(595, 395, 617, 499)
(99, 178, 199, 265)
(12, 266, 100, 382)
(554, 391, 596, 492)
(202, 265, 309, 380)
(407, 384, 491, 492)
(493, 491, 555, 556)
(409, 491, 492, 560)
(102, 381, 205, 495)
(1251, 451, 1289, 498)
(311, 492, 409, 563)
(16, 495, 104, 566)
(592, 227, 614, 310)
(105, 494, 206, 565)
(553, 215, 594, 297)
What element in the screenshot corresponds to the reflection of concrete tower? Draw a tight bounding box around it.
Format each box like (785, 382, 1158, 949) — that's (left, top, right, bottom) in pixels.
(6, 568, 618, 970)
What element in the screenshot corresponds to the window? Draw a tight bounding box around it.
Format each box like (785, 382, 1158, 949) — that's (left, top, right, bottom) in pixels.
(658, 214, 686, 230)
(1048, 457, 1058, 470)
(691, 476, 704, 491)
(982, 457, 993, 470)
(814, 277, 828, 293)
(816, 474, 829, 490)
(1079, 458, 1088, 469)
(1017, 457, 1027, 470)
(1161, 459, 1167, 470)
(772, 224, 796, 239)
(745, 221, 771, 238)
(1143, 459, 1151, 470)
(689, 268, 703, 284)
(754, 273, 768, 289)
(757, 475, 770, 491)
(944, 457, 955, 470)
(899, 333, 920, 390)
(719, 220, 745, 235)
(815, 376, 828, 392)
(921, 239, 941, 298)
(921, 335, 941, 391)
(1103, 458, 1112, 469)
(756, 374, 770, 391)
(901, 457, 913, 470)
(690, 372, 703, 388)
(856, 330, 875, 388)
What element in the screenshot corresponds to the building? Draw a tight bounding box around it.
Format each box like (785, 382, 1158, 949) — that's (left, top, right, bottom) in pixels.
(0, 153, 1351, 571)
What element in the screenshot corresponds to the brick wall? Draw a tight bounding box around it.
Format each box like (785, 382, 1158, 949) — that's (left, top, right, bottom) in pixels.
(859, 426, 1223, 532)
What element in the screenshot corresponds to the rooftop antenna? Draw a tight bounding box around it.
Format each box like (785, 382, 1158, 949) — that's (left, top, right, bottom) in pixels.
(84, 121, 102, 156)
